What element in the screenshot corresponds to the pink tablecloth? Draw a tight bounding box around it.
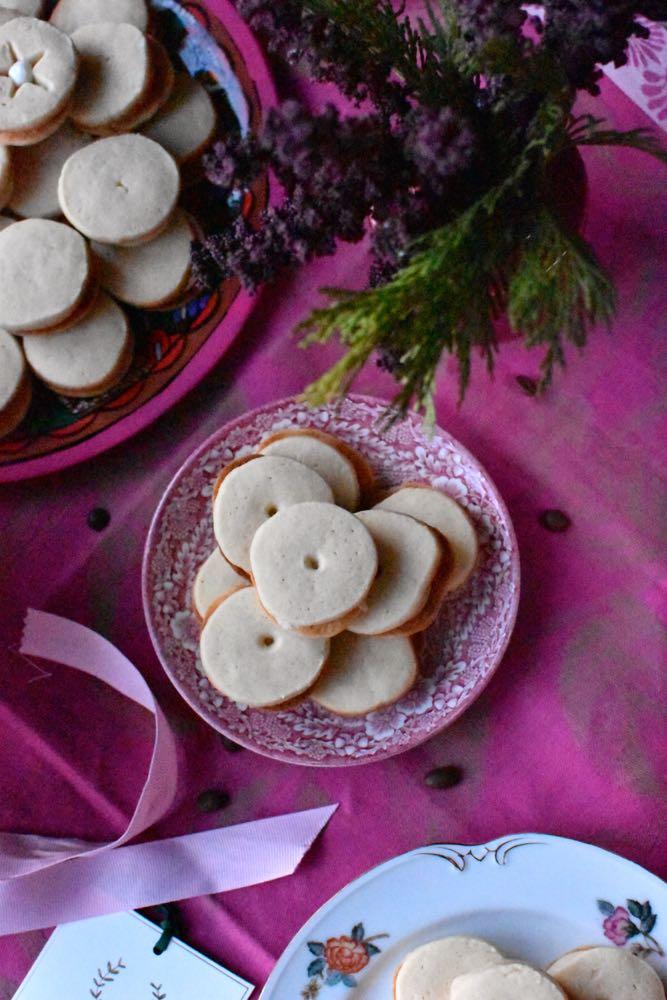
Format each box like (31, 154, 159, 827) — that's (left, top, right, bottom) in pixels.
(0, 42, 666, 998)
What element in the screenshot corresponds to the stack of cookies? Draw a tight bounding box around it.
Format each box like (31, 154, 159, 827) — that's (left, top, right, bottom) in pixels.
(0, 1, 219, 438)
(195, 428, 480, 717)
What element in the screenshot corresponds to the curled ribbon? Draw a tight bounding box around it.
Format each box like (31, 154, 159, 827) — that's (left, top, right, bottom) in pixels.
(0, 609, 336, 934)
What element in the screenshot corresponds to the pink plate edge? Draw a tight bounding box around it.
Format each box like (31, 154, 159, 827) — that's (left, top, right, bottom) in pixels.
(141, 393, 522, 766)
(0, 0, 278, 484)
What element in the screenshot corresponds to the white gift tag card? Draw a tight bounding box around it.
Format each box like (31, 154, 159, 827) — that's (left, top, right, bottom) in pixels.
(14, 911, 253, 999)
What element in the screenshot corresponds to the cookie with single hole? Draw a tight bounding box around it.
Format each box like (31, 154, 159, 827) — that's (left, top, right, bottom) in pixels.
(0, 328, 31, 437)
(50, 0, 149, 36)
(192, 548, 248, 624)
(310, 632, 417, 716)
(394, 937, 506, 1000)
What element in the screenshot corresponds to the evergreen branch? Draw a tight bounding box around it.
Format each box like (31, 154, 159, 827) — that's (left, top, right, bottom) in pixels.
(569, 114, 667, 164)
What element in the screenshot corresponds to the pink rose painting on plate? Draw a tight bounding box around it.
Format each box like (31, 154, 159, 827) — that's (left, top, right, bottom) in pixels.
(597, 898, 664, 957)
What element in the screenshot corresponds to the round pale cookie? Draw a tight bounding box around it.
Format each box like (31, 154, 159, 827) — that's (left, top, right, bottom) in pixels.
(394, 937, 505, 1000)
(22, 291, 132, 397)
(0, 1, 42, 19)
(376, 484, 479, 594)
(0, 18, 78, 145)
(50, 0, 149, 36)
(310, 632, 417, 715)
(451, 963, 567, 1000)
(93, 208, 192, 308)
(349, 509, 442, 635)
(548, 946, 665, 1000)
(200, 586, 329, 708)
(9, 121, 91, 218)
(70, 23, 150, 133)
(58, 134, 180, 245)
(0, 328, 31, 437)
(0, 219, 92, 332)
(250, 501, 378, 634)
(141, 72, 216, 164)
(0, 145, 11, 208)
(192, 548, 248, 623)
(212, 454, 334, 574)
(95, 37, 174, 136)
(259, 429, 363, 510)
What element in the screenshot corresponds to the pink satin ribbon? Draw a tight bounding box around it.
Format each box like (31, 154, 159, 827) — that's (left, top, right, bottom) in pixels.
(0, 609, 336, 934)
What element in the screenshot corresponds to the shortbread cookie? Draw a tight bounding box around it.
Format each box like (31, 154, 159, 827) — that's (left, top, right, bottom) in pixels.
(376, 484, 479, 593)
(213, 454, 334, 574)
(0, 17, 78, 146)
(141, 71, 216, 164)
(93, 208, 192, 308)
(386, 536, 454, 636)
(59, 134, 180, 245)
(0, 145, 11, 208)
(0, 328, 31, 437)
(70, 22, 150, 133)
(9, 120, 90, 218)
(310, 632, 417, 715)
(23, 292, 132, 397)
(394, 937, 505, 1000)
(349, 509, 442, 635)
(548, 946, 665, 1000)
(451, 963, 566, 1000)
(192, 548, 248, 623)
(200, 586, 329, 708)
(97, 36, 174, 136)
(250, 501, 378, 634)
(259, 429, 365, 510)
(50, 0, 149, 36)
(0, 1, 42, 19)
(0, 219, 93, 332)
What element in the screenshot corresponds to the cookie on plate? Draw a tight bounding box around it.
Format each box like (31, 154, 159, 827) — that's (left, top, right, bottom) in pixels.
(0, 328, 31, 438)
(348, 509, 443, 635)
(451, 963, 567, 999)
(59, 134, 180, 245)
(394, 937, 505, 1000)
(9, 121, 91, 219)
(212, 454, 334, 574)
(548, 946, 665, 1000)
(0, 18, 78, 146)
(0, 219, 95, 333)
(192, 548, 248, 623)
(250, 501, 378, 636)
(93, 208, 193, 309)
(199, 586, 329, 708)
(0, 1, 42, 20)
(50, 0, 149, 35)
(22, 291, 132, 397)
(310, 632, 417, 715)
(0, 145, 11, 208)
(141, 71, 216, 164)
(258, 428, 373, 510)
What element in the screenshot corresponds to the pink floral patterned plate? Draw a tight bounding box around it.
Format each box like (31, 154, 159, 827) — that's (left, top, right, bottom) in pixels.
(142, 394, 520, 766)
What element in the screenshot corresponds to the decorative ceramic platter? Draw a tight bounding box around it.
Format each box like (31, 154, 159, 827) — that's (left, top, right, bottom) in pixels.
(261, 834, 667, 997)
(0, 0, 275, 483)
(143, 394, 520, 766)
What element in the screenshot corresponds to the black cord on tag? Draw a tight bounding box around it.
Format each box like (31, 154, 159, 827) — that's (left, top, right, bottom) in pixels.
(153, 904, 182, 956)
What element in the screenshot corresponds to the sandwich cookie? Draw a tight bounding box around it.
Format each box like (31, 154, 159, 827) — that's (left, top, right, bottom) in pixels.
(199, 586, 329, 708)
(0, 328, 31, 438)
(250, 501, 378, 636)
(22, 291, 132, 397)
(548, 945, 666, 1000)
(394, 937, 505, 1000)
(259, 428, 371, 510)
(69, 22, 151, 134)
(349, 509, 442, 635)
(451, 963, 567, 1000)
(212, 454, 334, 574)
(376, 483, 479, 593)
(310, 632, 417, 715)
(0, 219, 94, 333)
(50, 0, 149, 36)
(141, 71, 216, 164)
(58, 134, 180, 245)
(0, 145, 11, 208)
(0, 18, 78, 146)
(192, 548, 248, 623)
(99, 37, 174, 135)
(9, 120, 90, 218)
(93, 208, 193, 309)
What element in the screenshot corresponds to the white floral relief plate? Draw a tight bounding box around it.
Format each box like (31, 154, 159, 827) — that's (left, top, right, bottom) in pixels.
(261, 834, 667, 998)
(142, 395, 520, 765)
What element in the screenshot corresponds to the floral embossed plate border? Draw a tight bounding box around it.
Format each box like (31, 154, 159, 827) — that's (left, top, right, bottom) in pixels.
(260, 834, 667, 997)
(142, 394, 520, 766)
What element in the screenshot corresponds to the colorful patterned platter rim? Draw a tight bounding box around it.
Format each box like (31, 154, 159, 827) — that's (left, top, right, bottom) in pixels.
(0, 0, 276, 483)
(142, 394, 521, 767)
(260, 833, 667, 997)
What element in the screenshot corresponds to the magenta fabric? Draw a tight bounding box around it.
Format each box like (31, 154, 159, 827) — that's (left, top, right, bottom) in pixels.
(0, 26, 666, 999)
